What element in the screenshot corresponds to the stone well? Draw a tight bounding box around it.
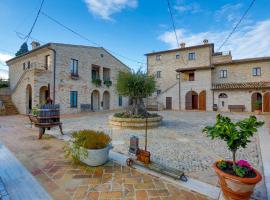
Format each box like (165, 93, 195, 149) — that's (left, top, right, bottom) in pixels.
(109, 115, 162, 129)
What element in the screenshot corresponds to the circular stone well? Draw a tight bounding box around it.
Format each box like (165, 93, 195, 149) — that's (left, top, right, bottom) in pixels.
(109, 115, 162, 129)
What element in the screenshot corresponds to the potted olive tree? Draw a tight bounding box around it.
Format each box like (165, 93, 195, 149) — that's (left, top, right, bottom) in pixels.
(203, 114, 264, 200)
(65, 130, 112, 166)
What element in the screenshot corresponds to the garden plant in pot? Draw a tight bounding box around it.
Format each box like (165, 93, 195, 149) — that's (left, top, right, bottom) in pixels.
(203, 114, 264, 200)
(254, 100, 262, 115)
(65, 130, 112, 166)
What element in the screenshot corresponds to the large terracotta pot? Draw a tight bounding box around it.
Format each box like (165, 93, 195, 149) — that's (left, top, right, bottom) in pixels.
(213, 161, 262, 200)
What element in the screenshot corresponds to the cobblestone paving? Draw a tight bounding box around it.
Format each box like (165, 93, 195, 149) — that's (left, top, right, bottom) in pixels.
(0, 115, 213, 200)
(48, 110, 267, 200)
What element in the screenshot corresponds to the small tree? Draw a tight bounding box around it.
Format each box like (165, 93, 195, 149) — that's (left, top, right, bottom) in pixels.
(15, 42, 29, 56)
(116, 70, 156, 115)
(202, 114, 264, 165)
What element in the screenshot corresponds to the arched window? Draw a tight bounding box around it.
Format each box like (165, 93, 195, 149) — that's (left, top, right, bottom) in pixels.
(219, 93, 228, 98)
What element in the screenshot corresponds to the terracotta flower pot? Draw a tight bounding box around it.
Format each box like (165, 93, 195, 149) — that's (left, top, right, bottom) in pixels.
(212, 161, 262, 200)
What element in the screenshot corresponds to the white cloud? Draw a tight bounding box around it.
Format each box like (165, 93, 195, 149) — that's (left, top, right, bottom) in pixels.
(0, 53, 12, 79)
(84, 0, 137, 20)
(214, 3, 243, 23)
(158, 19, 270, 59)
(174, 3, 201, 14)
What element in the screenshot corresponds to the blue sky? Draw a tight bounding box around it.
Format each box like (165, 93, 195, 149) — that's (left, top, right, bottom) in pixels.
(0, 0, 270, 78)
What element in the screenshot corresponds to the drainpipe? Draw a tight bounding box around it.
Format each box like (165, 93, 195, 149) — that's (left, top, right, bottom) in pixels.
(47, 46, 56, 103)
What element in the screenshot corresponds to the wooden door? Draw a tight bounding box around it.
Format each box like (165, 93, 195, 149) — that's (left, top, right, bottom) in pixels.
(192, 95, 198, 109)
(166, 97, 172, 110)
(263, 92, 270, 112)
(185, 91, 192, 110)
(199, 90, 206, 111)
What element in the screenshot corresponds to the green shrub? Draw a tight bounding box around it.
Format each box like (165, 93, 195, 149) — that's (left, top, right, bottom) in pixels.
(92, 79, 102, 87)
(64, 130, 111, 163)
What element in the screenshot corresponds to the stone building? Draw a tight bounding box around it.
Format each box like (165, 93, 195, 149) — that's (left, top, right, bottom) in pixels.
(6, 42, 129, 114)
(146, 40, 270, 112)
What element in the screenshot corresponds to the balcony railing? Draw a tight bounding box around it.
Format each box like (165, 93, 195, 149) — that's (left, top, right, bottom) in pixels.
(213, 51, 231, 56)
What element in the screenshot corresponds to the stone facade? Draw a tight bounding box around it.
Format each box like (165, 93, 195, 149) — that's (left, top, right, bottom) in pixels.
(7, 43, 129, 114)
(146, 41, 270, 112)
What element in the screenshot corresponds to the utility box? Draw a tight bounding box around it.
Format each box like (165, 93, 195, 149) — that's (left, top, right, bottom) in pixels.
(129, 136, 139, 155)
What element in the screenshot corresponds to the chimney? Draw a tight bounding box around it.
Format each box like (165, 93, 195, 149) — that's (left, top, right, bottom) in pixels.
(31, 41, 40, 50)
(203, 39, 208, 44)
(180, 42, 186, 48)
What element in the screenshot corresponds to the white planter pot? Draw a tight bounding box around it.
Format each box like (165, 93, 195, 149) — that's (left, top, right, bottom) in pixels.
(80, 144, 113, 166)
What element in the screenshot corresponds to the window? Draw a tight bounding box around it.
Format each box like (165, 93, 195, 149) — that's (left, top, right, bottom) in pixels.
(252, 67, 261, 76)
(188, 52, 196, 60)
(70, 59, 78, 76)
(220, 70, 227, 78)
(27, 61, 30, 69)
(45, 55, 50, 70)
(118, 96, 122, 106)
(189, 72, 195, 81)
(157, 90, 161, 95)
(176, 54, 180, 59)
(100, 54, 104, 58)
(156, 55, 161, 61)
(23, 63, 26, 70)
(219, 93, 228, 98)
(70, 91, 78, 108)
(156, 71, 161, 78)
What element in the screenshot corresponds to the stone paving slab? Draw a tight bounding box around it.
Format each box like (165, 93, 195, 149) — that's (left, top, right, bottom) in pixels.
(0, 115, 213, 200)
(0, 142, 52, 200)
(47, 110, 267, 200)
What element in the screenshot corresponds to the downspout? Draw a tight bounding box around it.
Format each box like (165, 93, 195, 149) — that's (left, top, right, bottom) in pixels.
(47, 46, 56, 103)
(178, 71, 181, 110)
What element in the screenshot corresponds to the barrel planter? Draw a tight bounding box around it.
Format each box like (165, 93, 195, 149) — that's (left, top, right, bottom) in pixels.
(212, 161, 262, 200)
(109, 115, 162, 129)
(80, 144, 113, 166)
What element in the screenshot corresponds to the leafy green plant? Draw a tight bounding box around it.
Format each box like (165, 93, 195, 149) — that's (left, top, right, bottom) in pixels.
(92, 78, 102, 87)
(202, 114, 264, 166)
(103, 80, 112, 87)
(254, 100, 262, 110)
(217, 160, 227, 169)
(31, 106, 39, 116)
(64, 130, 111, 163)
(116, 70, 156, 115)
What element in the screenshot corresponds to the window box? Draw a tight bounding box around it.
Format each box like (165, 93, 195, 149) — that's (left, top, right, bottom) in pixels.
(71, 73, 79, 80)
(104, 80, 112, 87)
(92, 78, 102, 87)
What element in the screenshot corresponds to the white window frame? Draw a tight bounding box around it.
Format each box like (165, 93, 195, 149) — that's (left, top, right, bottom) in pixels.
(219, 70, 227, 78)
(156, 71, 161, 78)
(188, 52, 196, 60)
(156, 55, 161, 61)
(252, 67, 261, 76)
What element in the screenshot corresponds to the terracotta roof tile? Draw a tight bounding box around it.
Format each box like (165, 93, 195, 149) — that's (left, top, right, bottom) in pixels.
(212, 82, 270, 90)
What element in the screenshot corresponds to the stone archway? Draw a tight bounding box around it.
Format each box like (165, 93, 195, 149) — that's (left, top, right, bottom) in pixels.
(263, 92, 270, 112)
(185, 91, 198, 110)
(91, 90, 100, 111)
(251, 92, 262, 112)
(39, 86, 48, 105)
(103, 91, 110, 110)
(26, 84, 32, 114)
(218, 93, 228, 112)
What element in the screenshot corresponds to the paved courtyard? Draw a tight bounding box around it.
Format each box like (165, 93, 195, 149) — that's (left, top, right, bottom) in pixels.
(0, 114, 213, 200)
(49, 110, 267, 200)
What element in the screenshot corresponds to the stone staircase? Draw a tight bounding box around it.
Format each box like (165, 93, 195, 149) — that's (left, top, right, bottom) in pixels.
(0, 95, 19, 115)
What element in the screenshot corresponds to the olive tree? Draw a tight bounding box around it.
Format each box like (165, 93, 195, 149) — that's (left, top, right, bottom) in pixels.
(116, 70, 156, 115)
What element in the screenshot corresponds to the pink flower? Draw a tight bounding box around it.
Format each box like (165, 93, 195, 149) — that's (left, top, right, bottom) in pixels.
(236, 160, 253, 170)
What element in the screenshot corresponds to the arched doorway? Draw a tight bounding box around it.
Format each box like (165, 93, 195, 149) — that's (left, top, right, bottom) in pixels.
(263, 92, 270, 112)
(91, 90, 100, 111)
(103, 91, 110, 110)
(218, 93, 228, 112)
(39, 86, 48, 105)
(199, 90, 206, 111)
(251, 92, 262, 112)
(185, 91, 198, 110)
(26, 84, 32, 114)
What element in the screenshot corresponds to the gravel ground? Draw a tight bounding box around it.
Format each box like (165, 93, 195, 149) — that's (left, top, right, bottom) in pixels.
(49, 110, 267, 200)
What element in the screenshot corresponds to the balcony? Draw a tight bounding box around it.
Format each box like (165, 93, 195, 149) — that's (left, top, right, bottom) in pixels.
(27, 62, 52, 71)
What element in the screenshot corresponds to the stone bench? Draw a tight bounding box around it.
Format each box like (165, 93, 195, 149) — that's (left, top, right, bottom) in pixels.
(228, 105, 245, 112)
